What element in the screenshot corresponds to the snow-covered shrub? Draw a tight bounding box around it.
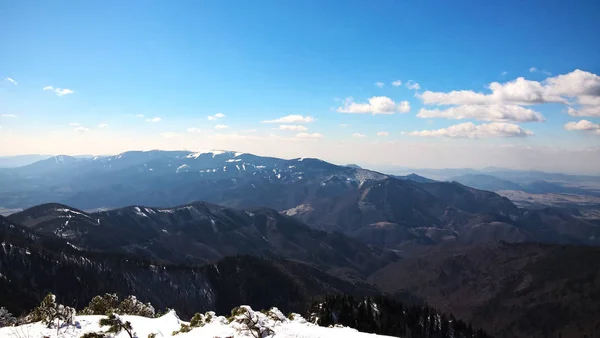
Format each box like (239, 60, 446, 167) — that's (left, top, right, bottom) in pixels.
(117, 296, 155, 317)
(80, 294, 120, 316)
(229, 306, 274, 338)
(99, 314, 134, 338)
(25, 293, 76, 328)
(0, 307, 17, 327)
(172, 311, 215, 335)
(80, 332, 106, 338)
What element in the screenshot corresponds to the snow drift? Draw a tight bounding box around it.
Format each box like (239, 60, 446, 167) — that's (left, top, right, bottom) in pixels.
(0, 305, 394, 338)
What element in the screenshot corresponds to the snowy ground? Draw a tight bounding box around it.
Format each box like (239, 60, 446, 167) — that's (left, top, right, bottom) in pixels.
(0, 306, 395, 338)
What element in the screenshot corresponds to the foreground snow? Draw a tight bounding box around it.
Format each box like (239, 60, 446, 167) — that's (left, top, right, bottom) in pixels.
(0, 306, 395, 338)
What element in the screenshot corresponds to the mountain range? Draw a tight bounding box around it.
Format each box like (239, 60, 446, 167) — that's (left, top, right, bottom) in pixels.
(2, 150, 600, 251)
(1, 150, 600, 337)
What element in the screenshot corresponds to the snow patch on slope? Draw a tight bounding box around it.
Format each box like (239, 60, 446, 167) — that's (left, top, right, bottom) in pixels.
(0, 307, 393, 338)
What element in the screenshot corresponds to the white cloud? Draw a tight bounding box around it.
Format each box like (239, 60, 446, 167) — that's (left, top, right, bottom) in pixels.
(277, 124, 308, 131)
(420, 70, 600, 107)
(69, 122, 81, 126)
(43, 86, 74, 96)
(417, 104, 545, 122)
(187, 127, 202, 133)
(146, 117, 161, 123)
(136, 114, 145, 118)
(339, 124, 349, 127)
(567, 106, 600, 117)
(564, 120, 600, 131)
(74, 126, 89, 133)
(0, 114, 16, 118)
(397, 101, 411, 113)
(160, 132, 181, 139)
(295, 132, 323, 139)
(529, 67, 538, 73)
(214, 124, 229, 130)
(377, 131, 389, 137)
(261, 115, 315, 123)
(98, 124, 109, 128)
(5, 77, 17, 85)
(353, 133, 366, 138)
(392, 80, 402, 87)
(208, 113, 225, 121)
(55, 88, 74, 96)
(375, 82, 385, 88)
(501, 71, 508, 76)
(406, 80, 420, 90)
(337, 96, 411, 115)
(407, 122, 533, 138)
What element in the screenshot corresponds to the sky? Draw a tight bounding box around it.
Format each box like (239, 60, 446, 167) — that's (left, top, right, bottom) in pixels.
(1, 0, 600, 174)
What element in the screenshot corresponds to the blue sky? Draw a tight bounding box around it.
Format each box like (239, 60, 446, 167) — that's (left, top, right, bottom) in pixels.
(1, 1, 600, 173)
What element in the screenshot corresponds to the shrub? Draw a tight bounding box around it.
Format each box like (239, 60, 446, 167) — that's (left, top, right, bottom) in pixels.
(117, 296, 155, 317)
(0, 307, 17, 327)
(99, 314, 134, 338)
(80, 294, 120, 316)
(80, 332, 106, 338)
(25, 293, 76, 328)
(172, 311, 214, 335)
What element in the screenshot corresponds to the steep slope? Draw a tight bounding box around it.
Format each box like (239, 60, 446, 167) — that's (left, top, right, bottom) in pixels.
(0, 215, 379, 318)
(368, 242, 600, 338)
(7, 202, 395, 276)
(283, 178, 545, 249)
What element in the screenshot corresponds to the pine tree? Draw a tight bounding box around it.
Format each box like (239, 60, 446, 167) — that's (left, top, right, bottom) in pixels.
(99, 314, 134, 338)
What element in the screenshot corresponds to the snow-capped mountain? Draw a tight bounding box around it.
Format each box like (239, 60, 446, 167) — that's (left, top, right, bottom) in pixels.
(2, 149, 600, 249)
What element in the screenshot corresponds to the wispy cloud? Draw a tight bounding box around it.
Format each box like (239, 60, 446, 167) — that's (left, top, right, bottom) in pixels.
(136, 114, 145, 118)
(276, 124, 308, 131)
(375, 82, 385, 88)
(74, 126, 89, 133)
(98, 124, 109, 128)
(295, 132, 323, 139)
(146, 117, 161, 123)
(187, 127, 202, 133)
(0, 114, 16, 118)
(530, 66, 552, 76)
(337, 96, 410, 115)
(391, 80, 402, 87)
(377, 131, 389, 137)
(214, 124, 229, 130)
(160, 132, 181, 139)
(69, 122, 81, 126)
(501, 71, 508, 76)
(407, 122, 533, 138)
(567, 106, 600, 117)
(261, 115, 315, 123)
(5, 77, 17, 85)
(43, 86, 74, 96)
(405, 80, 420, 90)
(208, 113, 226, 121)
(339, 124, 349, 127)
(417, 104, 545, 122)
(352, 133, 366, 138)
